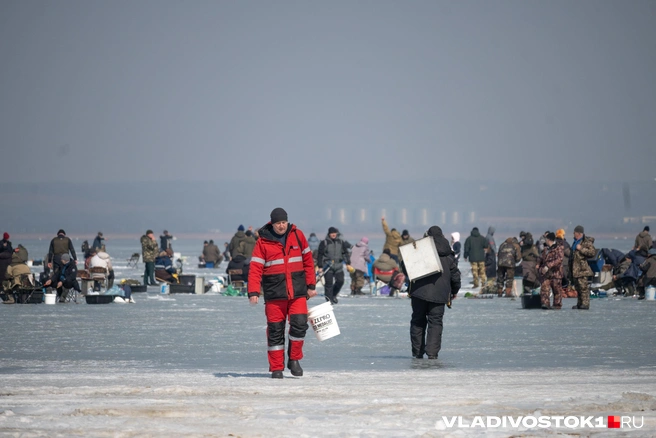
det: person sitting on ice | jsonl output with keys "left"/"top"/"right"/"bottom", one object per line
{"left": 89, "top": 248, "right": 115, "bottom": 291}
{"left": 226, "top": 254, "right": 249, "bottom": 284}
{"left": 374, "top": 248, "right": 401, "bottom": 283}
{"left": 203, "top": 240, "right": 223, "bottom": 267}
{"left": 2, "top": 245, "right": 32, "bottom": 304}
{"left": 594, "top": 253, "right": 637, "bottom": 297}
{"left": 43, "top": 253, "right": 81, "bottom": 302}
{"left": 155, "top": 249, "right": 178, "bottom": 284}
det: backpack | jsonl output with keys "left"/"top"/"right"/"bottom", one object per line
{"left": 390, "top": 270, "right": 406, "bottom": 290}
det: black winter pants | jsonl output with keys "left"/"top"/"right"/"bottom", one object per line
{"left": 410, "top": 297, "right": 445, "bottom": 358}
{"left": 323, "top": 268, "right": 344, "bottom": 302}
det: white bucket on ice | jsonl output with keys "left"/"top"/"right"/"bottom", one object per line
{"left": 307, "top": 301, "right": 340, "bottom": 341}
{"left": 646, "top": 286, "right": 655, "bottom": 301}
{"left": 44, "top": 293, "right": 56, "bottom": 305}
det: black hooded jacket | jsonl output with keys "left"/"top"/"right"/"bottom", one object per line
{"left": 226, "top": 255, "right": 249, "bottom": 283}
{"left": 403, "top": 226, "right": 461, "bottom": 304}
{"left": 0, "top": 251, "right": 11, "bottom": 284}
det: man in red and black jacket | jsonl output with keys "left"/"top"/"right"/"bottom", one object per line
{"left": 248, "top": 207, "right": 317, "bottom": 379}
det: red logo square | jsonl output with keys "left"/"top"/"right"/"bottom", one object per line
{"left": 608, "top": 416, "right": 621, "bottom": 429}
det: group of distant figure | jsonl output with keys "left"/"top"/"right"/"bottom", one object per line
{"left": 455, "top": 225, "right": 656, "bottom": 310}
{"left": 198, "top": 224, "right": 257, "bottom": 285}
{"left": 1, "top": 229, "right": 118, "bottom": 304}
{"left": 205, "top": 219, "right": 656, "bottom": 311}
{"left": 2, "top": 222, "right": 655, "bottom": 309}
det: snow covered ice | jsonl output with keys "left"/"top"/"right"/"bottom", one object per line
{"left": 1, "top": 238, "right": 655, "bottom": 436}
{"left": 2, "top": 293, "right": 655, "bottom": 436}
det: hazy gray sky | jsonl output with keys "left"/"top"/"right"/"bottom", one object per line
{"left": 1, "top": 0, "right": 654, "bottom": 184}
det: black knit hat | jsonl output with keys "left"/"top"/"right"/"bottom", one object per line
{"left": 645, "top": 226, "right": 650, "bottom": 232}
{"left": 270, "top": 207, "right": 288, "bottom": 223}
{"left": 57, "top": 229, "right": 66, "bottom": 235}
{"left": 328, "top": 226, "right": 338, "bottom": 234}
{"left": 574, "top": 225, "right": 584, "bottom": 234}
{"left": 402, "top": 229, "right": 409, "bottom": 237}
{"left": 546, "top": 232, "right": 556, "bottom": 242}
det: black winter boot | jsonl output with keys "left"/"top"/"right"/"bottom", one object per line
{"left": 287, "top": 360, "right": 303, "bottom": 377}
{"left": 271, "top": 371, "right": 283, "bottom": 379}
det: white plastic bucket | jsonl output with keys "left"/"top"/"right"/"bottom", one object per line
{"left": 646, "top": 286, "right": 656, "bottom": 301}
{"left": 44, "top": 293, "right": 56, "bottom": 305}
{"left": 307, "top": 301, "right": 340, "bottom": 341}
{"left": 160, "top": 283, "right": 169, "bottom": 294}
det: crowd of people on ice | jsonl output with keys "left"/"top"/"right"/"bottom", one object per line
{"left": 2, "top": 216, "right": 655, "bottom": 380}
{"left": 2, "top": 222, "right": 655, "bottom": 309}
{"left": 456, "top": 225, "right": 656, "bottom": 309}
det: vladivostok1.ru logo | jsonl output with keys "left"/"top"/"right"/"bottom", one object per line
{"left": 436, "top": 415, "right": 644, "bottom": 430}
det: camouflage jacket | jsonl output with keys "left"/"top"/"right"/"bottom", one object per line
{"left": 569, "top": 235, "right": 596, "bottom": 278}
{"left": 140, "top": 235, "right": 159, "bottom": 263}
{"left": 497, "top": 238, "right": 521, "bottom": 268}
{"left": 541, "top": 242, "right": 564, "bottom": 279}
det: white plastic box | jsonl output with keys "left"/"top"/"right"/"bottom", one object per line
{"left": 399, "top": 236, "right": 443, "bottom": 282}
{"left": 194, "top": 276, "right": 205, "bottom": 295}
